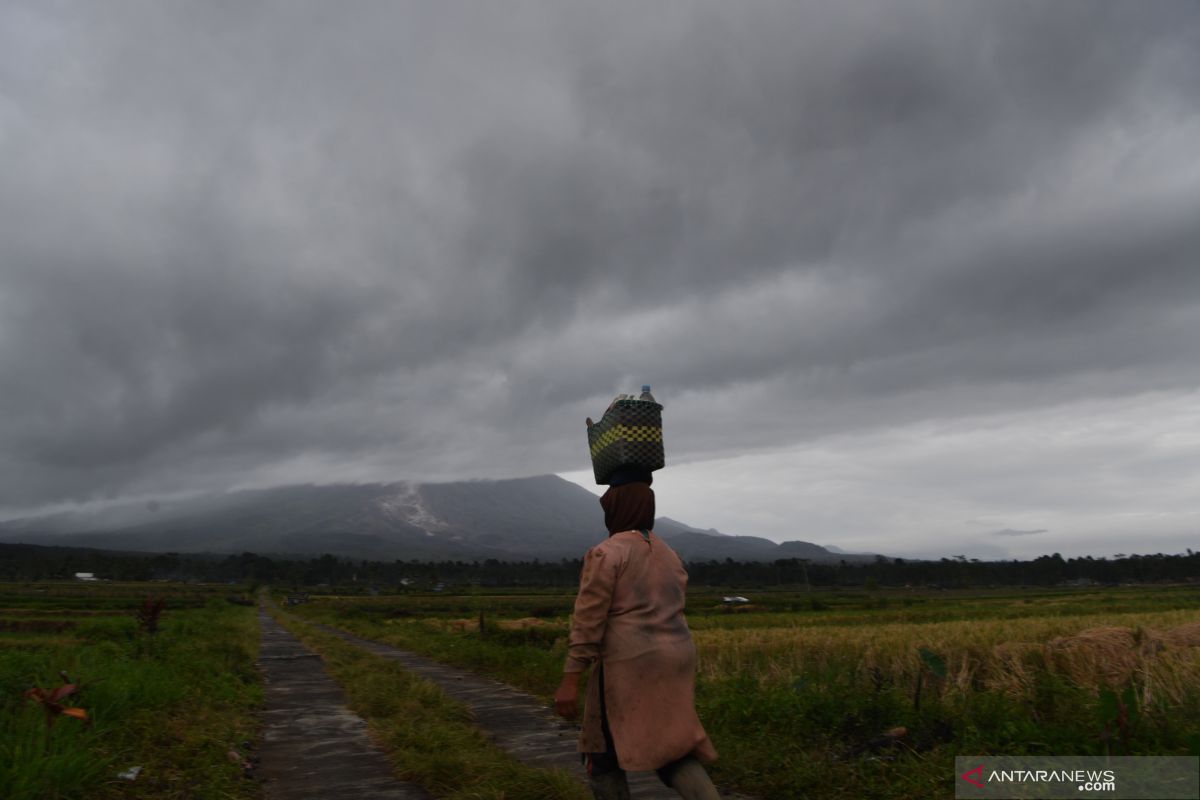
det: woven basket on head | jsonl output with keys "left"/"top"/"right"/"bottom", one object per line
{"left": 587, "top": 398, "right": 665, "bottom": 485}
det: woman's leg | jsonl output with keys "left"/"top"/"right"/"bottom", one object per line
{"left": 588, "top": 770, "right": 631, "bottom": 800}
{"left": 585, "top": 665, "right": 631, "bottom": 800}
{"left": 657, "top": 755, "right": 721, "bottom": 800}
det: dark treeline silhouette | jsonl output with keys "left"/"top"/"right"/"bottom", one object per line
{"left": 1, "top": 543, "right": 1197, "bottom": 589}
{"left": 686, "top": 550, "right": 1199, "bottom": 589}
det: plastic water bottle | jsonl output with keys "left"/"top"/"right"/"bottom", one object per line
{"left": 640, "top": 385, "right": 655, "bottom": 402}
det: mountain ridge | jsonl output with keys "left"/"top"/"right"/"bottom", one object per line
{"left": 0, "top": 475, "right": 876, "bottom": 563}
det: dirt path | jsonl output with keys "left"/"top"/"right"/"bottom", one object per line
{"left": 257, "top": 609, "right": 432, "bottom": 800}
{"left": 311, "top": 621, "right": 749, "bottom": 800}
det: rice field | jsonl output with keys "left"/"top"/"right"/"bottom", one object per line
{"left": 3, "top": 579, "right": 1194, "bottom": 799}
{"left": 0, "top": 582, "right": 262, "bottom": 800}
{"left": 293, "top": 584, "right": 1200, "bottom": 799}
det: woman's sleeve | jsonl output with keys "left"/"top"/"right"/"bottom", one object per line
{"left": 564, "top": 546, "right": 616, "bottom": 673}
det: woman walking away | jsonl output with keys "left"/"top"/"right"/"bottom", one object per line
{"left": 554, "top": 478, "right": 721, "bottom": 800}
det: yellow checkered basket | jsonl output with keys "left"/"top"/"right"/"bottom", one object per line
{"left": 587, "top": 398, "right": 665, "bottom": 485}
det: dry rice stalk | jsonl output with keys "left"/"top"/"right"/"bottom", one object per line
{"left": 1141, "top": 648, "right": 1200, "bottom": 707}
{"left": 691, "top": 612, "right": 1200, "bottom": 702}
{"left": 495, "top": 617, "right": 558, "bottom": 631}
{"left": 1161, "top": 621, "right": 1200, "bottom": 648}
{"left": 1045, "top": 626, "right": 1146, "bottom": 688}
{"left": 443, "top": 616, "right": 560, "bottom": 633}
{"left": 1041, "top": 622, "right": 1200, "bottom": 701}
{"left": 984, "top": 641, "right": 1041, "bottom": 697}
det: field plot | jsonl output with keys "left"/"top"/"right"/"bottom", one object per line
{"left": 292, "top": 585, "right": 1200, "bottom": 800}
{"left": 0, "top": 582, "right": 261, "bottom": 800}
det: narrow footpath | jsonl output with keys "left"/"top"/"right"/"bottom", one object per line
{"left": 311, "top": 621, "right": 750, "bottom": 800}
{"left": 257, "top": 608, "right": 432, "bottom": 800}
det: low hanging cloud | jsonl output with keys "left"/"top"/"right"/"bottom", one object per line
{"left": 992, "top": 529, "right": 1048, "bottom": 538}
{"left": 1, "top": 1, "right": 1199, "bottom": 561}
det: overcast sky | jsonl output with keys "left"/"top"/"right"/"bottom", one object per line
{"left": 2, "top": 2, "right": 1198, "bottom": 559}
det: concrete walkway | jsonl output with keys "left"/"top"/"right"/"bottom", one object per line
{"left": 312, "top": 621, "right": 747, "bottom": 800}
{"left": 257, "top": 608, "right": 432, "bottom": 800}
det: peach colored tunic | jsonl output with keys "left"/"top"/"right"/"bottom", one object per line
{"left": 565, "top": 529, "right": 718, "bottom": 772}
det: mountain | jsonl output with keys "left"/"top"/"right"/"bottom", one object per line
{"left": 0, "top": 475, "right": 873, "bottom": 563}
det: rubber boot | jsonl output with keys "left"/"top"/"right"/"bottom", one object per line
{"left": 588, "top": 770, "right": 632, "bottom": 800}
{"left": 664, "top": 756, "right": 721, "bottom": 800}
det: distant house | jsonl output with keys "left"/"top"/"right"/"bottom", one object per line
{"left": 74, "top": 572, "right": 97, "bottom": 582}
{"left": 285, "top": 593, "right": 309, "bottom": 606}
{"left": 722, "top": 596, "right": 750, "bottom": 604}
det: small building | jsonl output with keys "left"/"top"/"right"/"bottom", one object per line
{"left": 285, "top": 593, "right": 309, "bottom": 606}
{"left": 722, "top": 595, "right": 750, "bottom": 604}
{"left": 74, "top": 572, "right": 98, "bottom": 582}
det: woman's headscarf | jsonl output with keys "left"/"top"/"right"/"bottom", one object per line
{"left": 599, "top": 482, "right": 655, "bottom": 534}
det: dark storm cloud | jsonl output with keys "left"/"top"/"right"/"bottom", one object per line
{"left": 1, "top": 1, "right": 1198, "bottom": 511}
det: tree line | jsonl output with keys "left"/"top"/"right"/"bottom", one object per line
{"left": 0, "top": 542, "right": 1196, "bottom": 589}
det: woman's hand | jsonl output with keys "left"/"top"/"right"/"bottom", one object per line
{"left": 554, "top": 672, "right": 582, "bottom": 719}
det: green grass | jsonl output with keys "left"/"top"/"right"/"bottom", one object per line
{"left": 0, "top": 583, "right": 262, "bottom": 800}
{"left": 269, "top": 605, "right": 588, "bottom": 800}
{"left": 292, "top": 585, "right": 1200, "bottom": 800}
